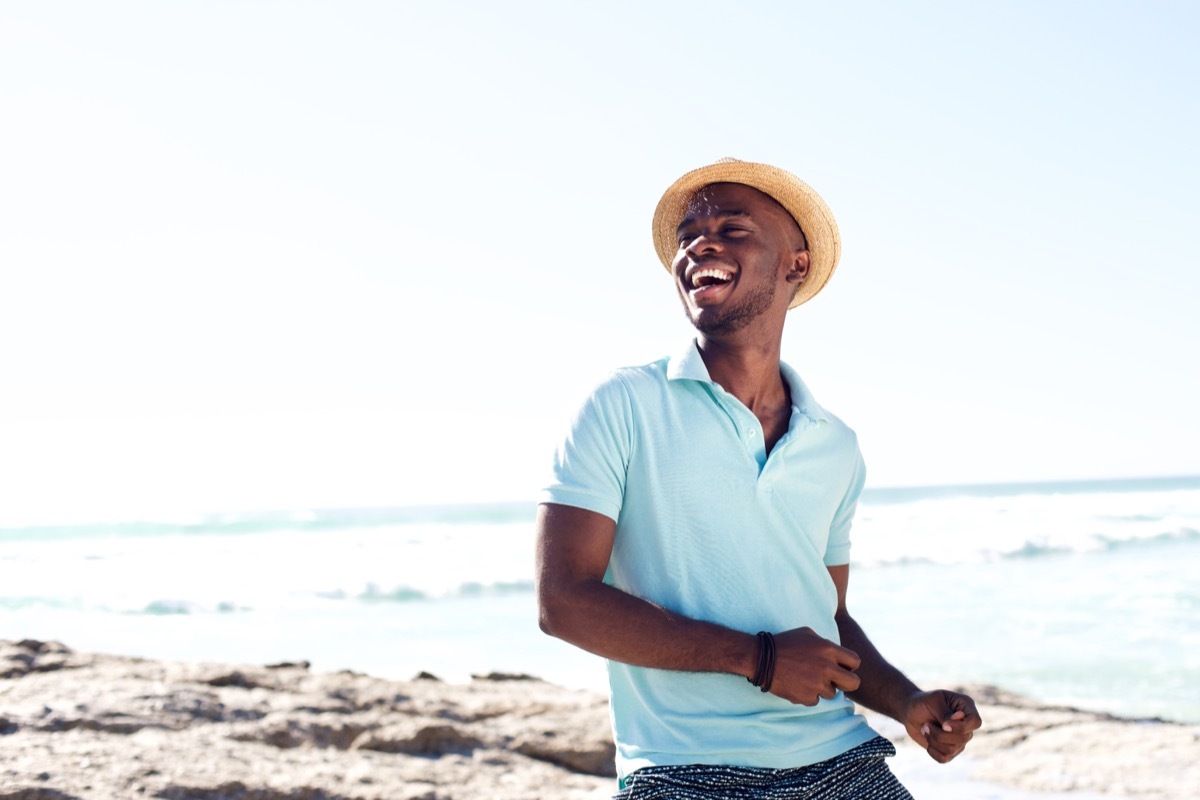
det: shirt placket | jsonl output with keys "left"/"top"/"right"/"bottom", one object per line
{"left": 707, "top": 390, "right": 768, "bottom": 475}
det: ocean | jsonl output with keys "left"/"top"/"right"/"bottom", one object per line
{"left": 2, "top": 476, "right": 1197, "bottom": 725}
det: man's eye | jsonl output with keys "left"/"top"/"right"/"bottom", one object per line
{"left": 723, "top": 227, "right": 750, "bottom": 237}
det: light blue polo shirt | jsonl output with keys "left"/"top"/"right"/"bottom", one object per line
{"left": 541, "top": 340, "right": 877, "bottom": 779}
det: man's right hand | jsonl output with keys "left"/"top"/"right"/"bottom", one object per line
{"left": 768, "top": 627, "right": 861, "bottom": 706}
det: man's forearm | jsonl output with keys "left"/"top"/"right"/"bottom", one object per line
{"left": 538, "top": 576, "right": 758, "bottom": 679}
{"left": 835, "top": 609, "right": 921, "bottom": 721}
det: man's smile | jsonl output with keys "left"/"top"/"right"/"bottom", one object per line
{"left": 683, "top": 263, "right": 736, "bottom": 303}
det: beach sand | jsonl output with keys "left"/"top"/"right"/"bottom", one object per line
{"left": 1, "top": 640, "right": 1195, "bottom": 800}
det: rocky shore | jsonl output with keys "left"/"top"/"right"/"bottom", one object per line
{"left": 1, "top": 640, "right": 1196, "bottom": 799}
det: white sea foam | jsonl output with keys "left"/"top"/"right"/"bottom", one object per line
{"left": 852, "top": 487, "right": 1200, "bottom": 565}
{"left": 0, "top": 521, "right": 536, "bottom": 613}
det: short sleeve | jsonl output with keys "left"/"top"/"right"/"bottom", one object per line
{"left": 823, "top": 442, "right": 866, "bottom": 566}
{"left": 538, "top": 375, "right": 634, "bottom": 523}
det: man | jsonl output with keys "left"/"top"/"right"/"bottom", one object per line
{"left": 536, "top": 159, "right": 980, "bottom": 798}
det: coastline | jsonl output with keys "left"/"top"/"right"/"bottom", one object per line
{"left": 1, "top": 640, "right": 1196, "bottom": 800}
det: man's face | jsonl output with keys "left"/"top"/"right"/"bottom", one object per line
{"left": 672, "top": 183, "right": 809, "bottom": 337}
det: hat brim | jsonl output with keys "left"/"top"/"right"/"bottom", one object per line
{"left": 652, "top": 160, "right": 841, "bottom": 309}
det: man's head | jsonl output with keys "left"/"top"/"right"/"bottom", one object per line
{"left": 652, "top": 159, "right": 841, "bottom": 312}
{"left": 671, "top": 182, "right": 811, "bottom": 336}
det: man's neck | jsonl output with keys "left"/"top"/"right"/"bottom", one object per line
{"left": 694, "top": 332, "right": 787, "bottom": 414}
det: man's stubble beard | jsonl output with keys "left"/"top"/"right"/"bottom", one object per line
{"left": 682, "top": 278, "right": 778, "bottom": 337}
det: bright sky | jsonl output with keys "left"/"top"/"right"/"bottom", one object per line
{"left": 2, "top": 1, "right": 1197, "bottom": 523}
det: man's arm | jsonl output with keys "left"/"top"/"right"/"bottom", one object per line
{"left": 829, "top": 564, "right": 982, "bottom": 763}
{"left": 536, "top": 502, "right": 862, "bottom": 704}
{"left": 536, "top": 503, "right": 755, "bottom": 675}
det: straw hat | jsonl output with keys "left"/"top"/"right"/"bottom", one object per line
{"left": 652, "top": 158, "right": 841, "bottom": 308}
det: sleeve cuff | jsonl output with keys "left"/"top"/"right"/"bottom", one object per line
{"left": 538, "top": 487, "right": 621, "bottom": 523}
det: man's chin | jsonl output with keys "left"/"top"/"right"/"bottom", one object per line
{"left": 679, "top": 282, "right": 778, "bottom": 338}
{"left": 689, "top": 308, "right": 751, "bottom": 337}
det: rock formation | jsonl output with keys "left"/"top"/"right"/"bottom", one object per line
{"left": 1, "top": 641, "right": 1196, "bottom": 799}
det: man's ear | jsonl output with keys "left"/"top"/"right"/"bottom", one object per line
{"left": 786, "top": 250, "right": 811, "bottom": 285}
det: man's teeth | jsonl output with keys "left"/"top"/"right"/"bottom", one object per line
{"left": 692, "top": 268, "right": 733, "bottom": 288}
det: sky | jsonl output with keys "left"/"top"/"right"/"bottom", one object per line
{"left": 1, "top": 1, "right": 1198, "bottom": 523}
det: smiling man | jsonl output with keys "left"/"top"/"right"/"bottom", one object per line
{"left": 536, "top": 159, "right": 980, "bottom": 799}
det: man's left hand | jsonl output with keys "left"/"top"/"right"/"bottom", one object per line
{"left": 902, "top": 689, "right": 981, "bottom": 763}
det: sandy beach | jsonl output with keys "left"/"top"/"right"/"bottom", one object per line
{"left": 1, "top": 640, "right": 1196, "bottom": 800}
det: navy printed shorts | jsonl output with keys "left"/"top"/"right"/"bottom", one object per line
{"left": 613, "top": 736, "right": 913, "bottom": 800}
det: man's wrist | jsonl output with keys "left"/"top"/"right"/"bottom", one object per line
{"left": 892, "top": 683, "right": 927, "bottom": 722}
{"left": 850, "top": 668, "right": 922, "bottom": 721}
{"left": 746, "top": 631, "right": 776, "bottom": 692}
{"left": 719, "top": 629, "right": 760, "bottom": 680}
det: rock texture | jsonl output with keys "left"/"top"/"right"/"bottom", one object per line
{"left": 0, "top": 640, "right": 613, "bottom": 800}
{"left": 1, "top": 641, "right": 1197, "bottom": 799}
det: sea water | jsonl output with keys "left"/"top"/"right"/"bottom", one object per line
{"left": 2, "top": 476, "right": 1197, "bottom": 724}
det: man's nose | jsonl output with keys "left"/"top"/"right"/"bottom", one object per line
{"left": 685, "top": 232, "right": 721, "bottom": 258}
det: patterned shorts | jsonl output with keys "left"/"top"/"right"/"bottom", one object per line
{"left": 613, "top": 737, "right": 913, "bottom": 800}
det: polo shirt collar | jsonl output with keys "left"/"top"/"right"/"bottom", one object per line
{"left": 780, "top": 360, "right": 830, "bottom": 424}
{"left": 666, "top": 340, "right": 830, "bottom": 424}
{"left": 666, "top": 339, "right": 712, "bottom": 382}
